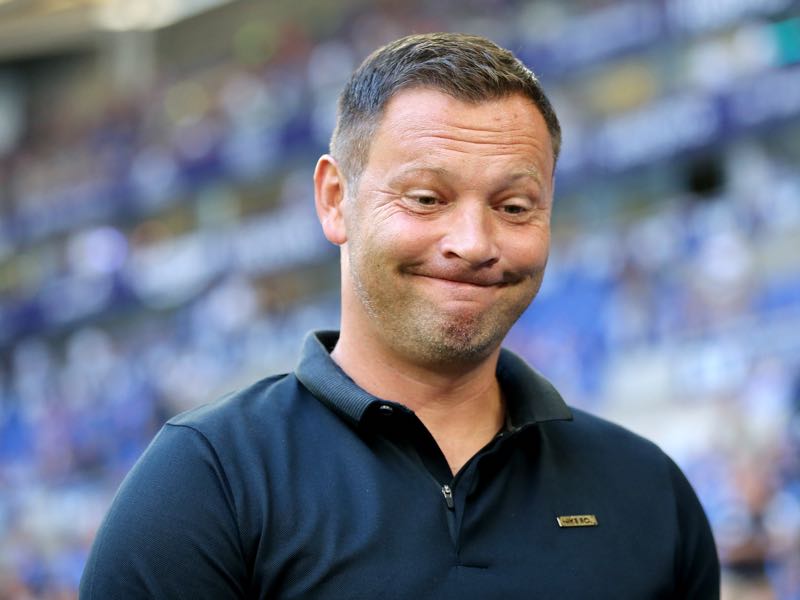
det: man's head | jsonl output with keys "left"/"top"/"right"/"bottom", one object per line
{"left": 315, "top": 33, "right": 560, "bottom": 369}
{"left": 330, "top": 32, "right": 561, "bottom": 191}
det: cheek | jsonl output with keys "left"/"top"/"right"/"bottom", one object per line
{"left": 372, "top": 218, "right": 437, "bottom": 261}
{"left": 506, "top": 234, "right": 550, "bottom": 273}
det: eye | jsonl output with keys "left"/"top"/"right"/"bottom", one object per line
{"left": 496, "top": 199, "right": 533, "bottom": 221}
{"left": 414, "top": 195, "right": 438, "bottom": 206}
{"left": 501, "top": 204, "right": 527, "bottom": 215}
{"left": 403, "top": 193, "right": 443, "bottom": 212}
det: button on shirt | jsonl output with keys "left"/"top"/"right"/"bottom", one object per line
{"left": 80, "top": 330, "right": 720, "bottom": 599}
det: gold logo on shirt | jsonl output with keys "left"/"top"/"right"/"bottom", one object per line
{"left": 556, "top": 514, "right": 598, "bottom": 528}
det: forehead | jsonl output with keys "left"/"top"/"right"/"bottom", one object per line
{"left": 367, "top": 87, "right": 555, "bottom": 178}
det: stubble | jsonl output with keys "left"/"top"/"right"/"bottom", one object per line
{"left": 347, "top": 241, "right": 539, "bottom": 368}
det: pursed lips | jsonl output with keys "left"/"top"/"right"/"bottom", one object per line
{"left": 408, "top": 272, "right": 513, "bottom": 288}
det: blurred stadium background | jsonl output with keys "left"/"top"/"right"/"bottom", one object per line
{"left": 0, "top": 0, "right": 799, "bottom": 598}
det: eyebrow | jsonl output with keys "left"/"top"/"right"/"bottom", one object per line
{"left": 391, "top": 166, "right": 448, "bottom": 178}
{"left": 507, "top": 168, "right": 544, "bottom": 187}
{"left": 389, "top": 165, "right": 544, "bottom": 188}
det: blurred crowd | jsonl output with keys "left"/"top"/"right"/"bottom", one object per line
{"left": 0, "top": 0, "right": 799, "bottom": 598}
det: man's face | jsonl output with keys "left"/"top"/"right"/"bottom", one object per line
{"left": 341, "top": 87, "right": 555, "bottom": 367}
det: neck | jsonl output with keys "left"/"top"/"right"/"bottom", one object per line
{"left": 332, "top": 325, "right": 505, "bottom": 475}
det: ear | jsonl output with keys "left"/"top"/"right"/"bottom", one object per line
{"left": 313, "top": 154, "right": 349, "bottom": 246}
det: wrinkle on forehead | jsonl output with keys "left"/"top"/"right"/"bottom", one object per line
{"left": 383, "top": 129, "right": 552, "bottom": 188}
{"left": 386, "top": 123, "right": 551, "bottom": 163}
{"left": 377, "top": 93, "right": 553, "bottom": 165}
{"left": 389, "top": 112, "right": 542, "bottom": 139}
{"left": 388, "top": 164, "right": 545, "bottom": 190}
{"left": 403, "top": 130, "right": 546, "bottom": 151}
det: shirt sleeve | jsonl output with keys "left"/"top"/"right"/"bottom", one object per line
{"left": 667, "top": 455, "right": 721, "bottom": 600}
{"left": 79, "top": 423, "right": 248, "bottom": 599}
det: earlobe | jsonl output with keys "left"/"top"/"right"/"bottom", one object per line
{"left": 314, "top": 154, "right": 348, "bottom": 246}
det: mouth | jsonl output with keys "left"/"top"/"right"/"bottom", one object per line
{"left": 411, "top": 273, "right": 511, "bottom": 288}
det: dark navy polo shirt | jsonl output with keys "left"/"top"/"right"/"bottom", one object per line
{"left": 80, "top": 330, "right": 719, "bottom": 599}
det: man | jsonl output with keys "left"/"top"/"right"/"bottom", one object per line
{"left": 80, "top": 33, "right": 720, "bottom": 599}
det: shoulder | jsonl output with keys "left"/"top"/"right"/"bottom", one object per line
{"left": 166, "top": 372, "right": 315, "bottom": 437}
{"left": 536, "top": 406, "right": 680, "bottom": 491}
{"left": 534, "top": 405, "right": 709, "bottom": 522}
{"left": 157, "top": 370, "right": 356, "bottom": 472}
{"left": 546, "top": 406, "right": 666, "bottom": 459}
{"left": 152, "top": 372, "right": 333, "bottom": 471}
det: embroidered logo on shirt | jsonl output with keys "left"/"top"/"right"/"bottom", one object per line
{"left": 556, "top": 514, "right": 598, "bottom": 528}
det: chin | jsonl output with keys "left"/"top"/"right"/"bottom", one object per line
{"left": 411, "top": 316, "right": 507, "bottom": 366}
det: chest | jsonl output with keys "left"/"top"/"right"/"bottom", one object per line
{"left": 242, "top": 434, "right": 678, "bottom": 600}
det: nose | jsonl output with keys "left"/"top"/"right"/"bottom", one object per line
{"left": 439, "top": 202, "right": 500, "bottom": 268}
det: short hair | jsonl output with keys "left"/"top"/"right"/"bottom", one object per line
{"left": 330, "top": 32, "right": 562, "bottom": 190}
